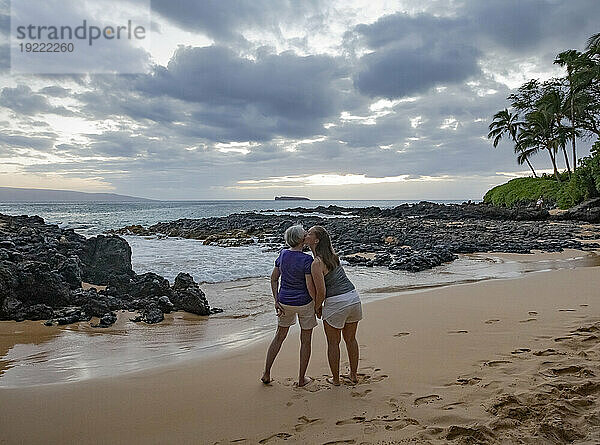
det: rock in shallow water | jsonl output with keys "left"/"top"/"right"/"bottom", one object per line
{"left": 171, "top": 272, "right": 211, "bottom": 316}
{"left": 92, "top": 311, "right": 118, "bottom": 328}
{"left": 0, "top": 213, "right": 219, "bottom": 326}
{"left": 141, "top": 304, "right": 164, "bottom": 324}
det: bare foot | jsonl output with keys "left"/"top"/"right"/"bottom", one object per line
{"left": 261, "top": 374, "right": 273, "bottom": 384}
{"left": 326, "top": 377, "right": 341, "bottom": 386}
{"left": 345, "top": 374, "right": 358, "bottom": 385}
{"left": 297, "top": 376, "right": 313, "bottom": 387}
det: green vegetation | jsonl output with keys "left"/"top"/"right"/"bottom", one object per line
{"left": 484, "top": 143, "right": 600, "bottom": 209}
{"left": 485, "top": 32, "right": 600, "bottom": 208}
{"left": 484, "top": 178, "right": 564, "bottom": 208}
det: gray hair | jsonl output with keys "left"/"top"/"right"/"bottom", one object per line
{"left": 284, "top": 225, "right": 306, "bottom": 247}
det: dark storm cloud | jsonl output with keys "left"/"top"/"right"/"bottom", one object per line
{"left": 134, "top": 45, "right": 348, "bottom": 140}
{"left": 348, "top": 1, "right": 600, "bottom": 100}
{"left": 66, "top": 73, "right": 194, "bottom": 126}
{"left": 150, "top": 0, "right": 322, "bottom": 42}
{"left": 0, "top": 85, "right": 75, "bottom": 116}
{"left": 465, "top": 0, "right": 600, "bottom": 53}
{"left": 355, "top": 45, "right": 481, "bottom": 99}
{"left": 349, "top": 13, "right": 482, "bottom": 99}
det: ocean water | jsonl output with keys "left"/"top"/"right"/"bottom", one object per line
{"left": 0, "top": 199, "right": 463, "bottom": 237}
{"left": 0, "top": 199, "right": 463, "bottom": 283}
{"left": 1, "top": 199, "right": 597, "bottom": 386}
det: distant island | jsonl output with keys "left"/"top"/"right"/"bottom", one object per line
{"left": 274, "top": 196, "right": 310, "bottom": 201}
{"left": 0, "top": 187, "right": 154, "bottom": 203}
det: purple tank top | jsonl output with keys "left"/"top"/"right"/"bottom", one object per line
{"left": 275, "top": 249, "right": 313, "bottom": 306}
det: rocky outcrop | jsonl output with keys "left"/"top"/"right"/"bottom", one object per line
{"left": 554, "top": 198, "right": 600, "bottom": 223}
{"left": 0, "top": 213, "right": 221, "bottom": 327}
{"left": 79, "top": 235, "right": 134, "bottom": 284}
{"left": 114, "top": 205, "right": 599, "bottom": 274}
{"left": 171, "top": 272, "right": 211, "bottom": 315}
{"left": 269, "top": 202, "right": 551, "bottom": 221}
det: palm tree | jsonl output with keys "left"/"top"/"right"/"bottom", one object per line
{"left": 515, "top": 140, "right": 539, "bottom": 177}
{"left": 555, "top": 50, "right": 582, "bottom": 171}
{"left": 586, "top": 33, "right": 600, "bottom": 52}
{"left": 518, "top": 109, "right": 562, "bottom": 181}
{"left": 537, "top": 88, "right": 572, "bottom": 176}
{"left": 488, "top": 109, "right": 537, "bottom": 177}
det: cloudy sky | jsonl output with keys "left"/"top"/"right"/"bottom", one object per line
{"left": 1, "top": 0, "right": 599, "bottom": 200}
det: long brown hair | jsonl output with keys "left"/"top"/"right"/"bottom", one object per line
{"left": 312, "top": 226, "right": 340, "bottom": 271}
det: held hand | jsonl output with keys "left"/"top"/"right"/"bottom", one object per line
{"left": 275, "top": 301, "right": 285, "bottom": 316}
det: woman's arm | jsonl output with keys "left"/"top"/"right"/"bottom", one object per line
{"left": 305, "top": 274, "right": 316, "bottom": 299}
{"left": 270, "top": 267, "right": 284, "bottom": 315}
{"left": 311, "top": 258, "right": 326, "bottom": 311}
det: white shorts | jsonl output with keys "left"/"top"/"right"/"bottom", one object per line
{"left": 278, "top": 301, "right": 318, "bottom": 330}
{"left": 322, "top": 289, "right": 363, "bottom": 329}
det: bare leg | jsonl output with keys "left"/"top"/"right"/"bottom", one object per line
{"left": 324, "top": 321, "right": 342, "bottom": 385}
{"left": 262, "top": 326, "right": 289, "bottom": 383}
{"left": 298, "top": 328, "right": 313, "bottom": 386}
{"left": 342, "top": 322, "right": 359, "bottom": 383}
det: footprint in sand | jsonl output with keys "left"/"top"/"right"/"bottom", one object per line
{"left": 322, "top": 440, "right": 355, "bottom": 445}
{"left": 447, "top": 330, "right": 469, "bottom": 334}
{"left": 348, "top": 369, "right": 388, "bottom": 385}
{"left": 484, "top": 360, "right": 512, "bottom": 367}
{"left": 384, "top": 418, "right": 420, "bottom": 431}
{"left": 442, "top": 402, "right": 464, "bottom": 410}
{"left": 335, "top": 416, "right": 366, "bottom": 425}
{"left": 258, "top": 433, "right": 292, "bottom": 444}
{"left": 387, "top": 397, "right": 401, "bottom": 412}
{"left": 550, "top": 365, "right": 594, "bottom": 377}
{"left": 511, "top": 348, "right": 531, "bottom": 354}
{"left": 394, "top": 332, "right": 410, "bottom": 337}
{"left": 519, "top": 318, "right": 537, "bottom": 323}
{"left": 574, "top": 326, "right": 600, "bottom": 333}
{"left": 414, "top": 394, "right": 442, "bottom": 406}
{"left": 528, "top": 311, "right": 538, "bottom": 315}
{"left": 554, "top": 336, "right": 573, "bottom": 342}
{"left": 230, "top": 439, "right": 248, "bottom": 443}
{"left": 453, "top": 377, "right": 482, "bottom": 386}
{"left": 533, "top": 348, "right": 562, "bottom": 356}
{"left": 350, "top": 389, "right": 372, "bottom": 398}
{"left": 485, "top": 319, "right": 500, "bottom": 324}
{"left": 558, "top": 309, "right": 577, "bottom": 312}
{"left": 294, "top": 416, "right": 322, "bottom": 432}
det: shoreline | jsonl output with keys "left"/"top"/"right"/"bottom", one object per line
{"left": 1, "top": 248, "right": 599, "bottom": 388}
{"left": 1, "top": 251, "right": 600, "bottom": 443}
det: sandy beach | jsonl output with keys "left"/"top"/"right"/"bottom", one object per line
{"left": 1, "top": 251, "right": 599, "bottom": 444}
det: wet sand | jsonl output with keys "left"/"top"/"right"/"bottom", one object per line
{"left": 1, "top": 250, "right": 599, "bottom": 443}
{"left": 2, "top": 249, "right": 599, "bottom": 386}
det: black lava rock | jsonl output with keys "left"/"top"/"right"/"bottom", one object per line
{"left": 0, "top": 213, "right": 218, "bottom": 326}
{"left": 141, "top": 304, "right": 164, "bottom": 324}
{"left": 171, "top": 273, "right": 211, "bottom": 316}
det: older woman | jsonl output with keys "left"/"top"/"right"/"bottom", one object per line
{"left": 304, "top": 225, "right": 362, "bottom": 386}
{"left": 261, "top": 225, "right": 316, "bottom": 387}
